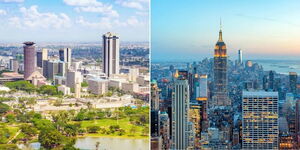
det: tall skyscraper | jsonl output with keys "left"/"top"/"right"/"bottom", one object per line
{"left": 59, "top": 48, "right": 72, "bottom": 68}
{"left": 213, "top": 23, "right": 230, "bottom": 107}
{"left": 23, "top": 42, "right": 36, "bottom": 80}
{"left": 238, "top": 49, "right": 242, "bottom": 64}
{"left": 296, "top": 100, "right": 300, "bottom": 134}
{"left": 269, "top": 70, "right": 275, "bottom": 91}
{"left": 151, "top": 81, "right": 160, "bottom": 111}
{"left": 289, "top": 72, "right": 298, "bottom": 95}
{"left": 171, "top": 79, "right": 190, "bottom": 149}
{"left": 37, "top": 48, "right": 48, "bottom": 68}
{"left": 102, "top": 32, "right": 120, "bottom": 77}
{"left": 242, "top": 91, "right": 279, "bottom": 149}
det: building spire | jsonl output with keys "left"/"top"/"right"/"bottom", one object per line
{"left": 218, "top": 18, "right": 223, "bottom": 42}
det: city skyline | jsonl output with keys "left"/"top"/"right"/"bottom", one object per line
{"left": 152, "top": 0, "right": 300, "bottom": 61}
{"left": 0, "top": 0, "right": 149, "bottom": 42}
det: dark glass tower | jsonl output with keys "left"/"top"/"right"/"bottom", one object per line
{"left": 212, "top": 25, "right": 230, "bottom": 107}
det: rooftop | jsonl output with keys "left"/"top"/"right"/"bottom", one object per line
{"left": 243, "top": 91, "right": 278, "bottom": 97}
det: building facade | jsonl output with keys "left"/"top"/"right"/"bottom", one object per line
{"left": 23, "top": 42, "right": 36, "bottom": 80}
{"left": 171, "top": 79, "right": 190, "bottom": 149}
{"left": 242, "top": 91, "right": 279, "bottom": 149}
{"left": 212, "top": 27, "right": 230, "bottom": 107}
{"left": 102, "top": 32, "right": 120, "bottom": 77}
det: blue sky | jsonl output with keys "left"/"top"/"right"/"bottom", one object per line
{"left": 152, "top": 0, "right": 300, "bottom": 61}
{"left": 0, "top": 0, "right": 149, "bottom": 42}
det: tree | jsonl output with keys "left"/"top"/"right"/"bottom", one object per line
{"left": 74, "top": 111, "right": 85, "bottom": 121}
{"left": 81, "top": 81, "right": 88, "bottom": 87}
{"left": 4, "top": 80, "right": 36, "bottom": 93}
{"left": 6, "top": 114, "right": 15, "bottom": 123}
{"left": 38, "top": 85, "right": 58, "bottom": 95}
{"left": 0, "top": 103, "right": 10, "bottom": 115}
{"left": 142, "top": 126, "right": 149, "bottom": 136}
{"left": 0, "top": 126, "right": 10, "bottom": 144}
{"left": 64, "top": 123, "right": 80, "bottom": 137}
{"left": 20, "top": 124, "right": 38, "bottom": 142}
{"left": 95, "top": 141, "right": 100, "bottom": 150}
{"left": 129, "top": 126, "right": 137, "bottom": 136}
{"left": 86, "top": 126, "right": 100, "bottom": 133}
{"left": 38, "top": 129, "right": 64, "bottom": 149}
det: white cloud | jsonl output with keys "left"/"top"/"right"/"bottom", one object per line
{"left": 0, "top": 9, "right": 7, "bottom": 15}
{"left": 75, "top": 6, "right": 119, "bottom": 17}
{"left": 9, "top": 5, "right": 71, "bottom": 29}
{"left": 135, "top": 11, "right": 148, "bottom": 16}
{"left": 115, "top": 0, "right": 149, "bottom": 10}
{"left": 77, "top": 16, "right": 112, "bottom": 29}
{"left": 118, "top": 1, "right": 143, "bottom": 10}
{"left": 63, "top": 0, "right": 101, "bottom": 7}
{"left": 64, "top": 0, "right": 119, "bottom": 18}
{"left": 126, "top": 16, "right": 143, "bottom": 26}
{"left": 0, "top": 0, "right": 24, "bottom": 3}
{"left": 77, "top": 15, "right": 144, "bottom": 29}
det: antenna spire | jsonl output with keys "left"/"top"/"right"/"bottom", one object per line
{"left": 218, "top": 18, "right": 223, "bottom": 42}
{"left": 220, "top": 18, "right": 222, "bottom": 31}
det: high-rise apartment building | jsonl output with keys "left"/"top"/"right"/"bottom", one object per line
{"left": 23, "top": 42, "right": 36, "bottom": 80}
{"left": 171, "top": 79, "right": 190, "bottom": 149}
{"left": 242, "top": 91, "right": 279, "bottom": 149}
{"left": 102, "top": 32, "right": 120, "bottom": 77}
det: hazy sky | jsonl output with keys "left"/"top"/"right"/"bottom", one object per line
{"left": 152, "top": 0, "right": 300, "bottom": 61}
{"left": 0, "top": 0, "right": 149, "bottom": 42}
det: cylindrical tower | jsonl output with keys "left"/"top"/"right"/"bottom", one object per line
{"left": 23, "top": 41, "right": 36, "bottom": 80}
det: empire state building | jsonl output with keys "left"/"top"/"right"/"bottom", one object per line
{"left": 212, "top": 23, "right": 230, "bottom": 107}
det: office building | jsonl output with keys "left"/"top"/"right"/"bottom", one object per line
{"left": 36, "top": 48, "right": 48, "bottom": 68}
{"left": 213, "top": 24, "right": 230, "bottom": 107}
{"left": 242, "top": 91, "right": 279, "bottom": 149}
{"left": 59, "top": 48, "right": 72, "bottom": 68}
{"left": 171, "top": 79, "right": 190, "bottom": 149}
{"left": 102, "top": 32, "right": 120, "bottom": 77}
{"left": 238, "top": 49, "right": 242, "bottom": 64}
{"left": 87, "top": 78, "right": 108, "bottom": 95}
{"left": 289, "top": 72, "right": 297, "bottom": 95}
{"left": 23, "top": 42, "right": 36, "bottom": 80}
{"left": 151, "top": 81, "right": 160, "bottom": 111}
{"left": 9, "top": 59, "right": 18, "bottom": 72}
{"left": 66, "top": 70, "right": 82, "bottom": 89}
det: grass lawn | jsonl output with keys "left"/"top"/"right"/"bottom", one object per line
{"left": 73, "top": 118, "right": 149, "bottom": 139}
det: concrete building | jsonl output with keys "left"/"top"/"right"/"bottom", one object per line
{"left": 43, "top": 60, "right": 66, "bottom": 80}
{"left": 58, "top": 85, "right": 71, "bottom": 95}
{"left": 128, "top": 68, "right": 139, "bottom": 82}
{"left": 171, "top": 79, "right": 190, "bottom": 149}
{"left": 36, "top": 48, "right": 48, "bottom": 68}
{"left": 66, "top": 70, "right": 82, "bottom": 89}
{"left": 59, "top": 48, "right": 72, "bottom": 68}
{"left": 9, "top": 59, "right": 18, "bottom": 72}
{"left": 289, "top": 72, "right": 298, "bottom": 95}
{"left": 23, "top": 42, "right": 36, "bottom": 80}
{"left": 151, "top": 81, "right": 160, "bottom": 111}
{"left": 121, "top": 82, "right": 139, "bottom": 93}
{"left": 87, "top": 78, "right": 108, "bottom": 95}
{"left": 242, "top": 91, "right": 279, "bottom": 149}
{"left": 102, "top": 32, "right": 120, "bottom": 77}
{"left": 74, "top": 78, "right": 81, "bottom": 98}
